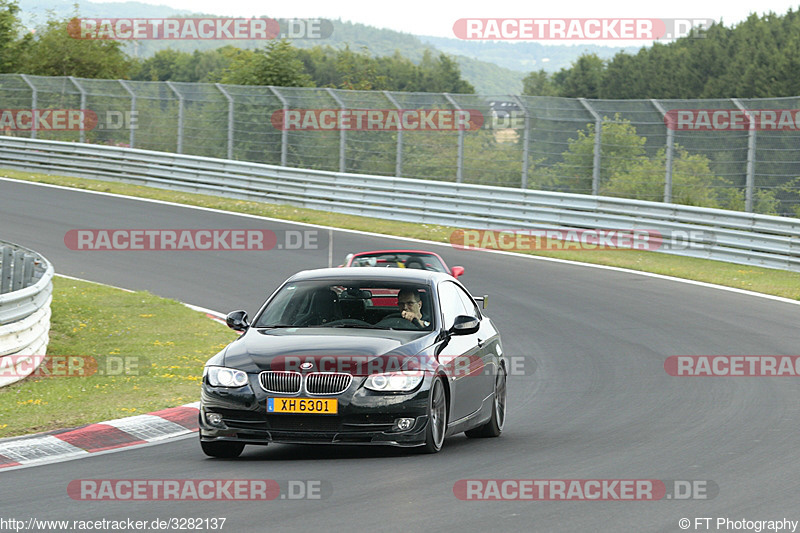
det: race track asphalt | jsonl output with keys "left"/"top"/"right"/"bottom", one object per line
{"left": 2, "top": 178, "right": 800, "bottom": 532}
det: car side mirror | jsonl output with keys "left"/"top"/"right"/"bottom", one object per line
{"left": 450, "top": 266, "right": 465, "bottom": 278}
{"left": 226, "top": 310, "right": 249, "bottom": 331}
{"left": 450, "top": 314, "right": 480, "bottom": 336}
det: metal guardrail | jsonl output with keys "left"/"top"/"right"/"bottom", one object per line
{"left": 1, "top": 136, "right": 800, "bottom": 273}
{"left": 5, "top": 74, "right": 800, "bottom": 216}
{"left": 0, "top": 240, "right": 54, "bottom": 387}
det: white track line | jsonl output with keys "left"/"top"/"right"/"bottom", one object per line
{"left": 3, "top": 176, "right": 799, "bottom": 310}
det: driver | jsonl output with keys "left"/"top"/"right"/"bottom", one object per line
{"left": 397, "top": 288, "right": 430, "bottom": 328}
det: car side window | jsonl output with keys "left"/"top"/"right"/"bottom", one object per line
{"left": 438, "top": 281, "right": 468, "bottom": 330}
{"left": 454, "top": 285, "right": 481, "bottom": 320}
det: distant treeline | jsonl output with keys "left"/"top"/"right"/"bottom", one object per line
{"left": 524, "top": 10, "right": 800, "bottom": 98}
{"left": 2, "top": 0, "right": 799, "bottom": 98}
{"left": 0, "top": 1, "right": 474, "bottom": 93}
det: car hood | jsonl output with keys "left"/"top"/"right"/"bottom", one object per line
{"left": 221, "top": 328, "right": 434, "bottom": 373}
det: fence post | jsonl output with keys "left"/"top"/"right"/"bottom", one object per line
{"left": 20, "top": 74, "right": 37, "bottom": 140}
{"left": 216, "top": 83, "right": 234, "bottom": 160}
{"left": 512, "top": 95, "right": 530, "bottom": 188}
{"left": 68, "top": 77, "right": 87, "bottom": 143}
{"left": 326, "top": 88, "right": 346, "bottom": 173}
{"left": 732, "top": 98, "right": 756, "bottom": 212}
{"left": 443, "top": 93, "right": 464, "bottom": 183}
{"left": 651, "top": 99, "right": 674, "bottom": 203}
{"left": 579, "top": 98, "right": 602, "bottom": 195}
{"left": 383, "top": 90, "right": 403, "bottom": 177}
{"left": 118, "top": 80, "right": 136, "bottom": 148}
{"left": 166, "top": 81, "right": 184, "bottom": 154}
{"left": 268, "top": 86, "right": 289, "bottom": 167}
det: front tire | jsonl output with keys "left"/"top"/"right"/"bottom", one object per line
{"left": 465, "top": 365, "right": 506, "bottom": 438}
{"left": 200, "top": 438, "right": 246, "bottom": 458}
{"left": 420, "top": 377, "right": 448, "bottom": 453}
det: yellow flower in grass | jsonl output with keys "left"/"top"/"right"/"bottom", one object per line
{"left": 17, "top": 398, "right": 48, "bottom": 406}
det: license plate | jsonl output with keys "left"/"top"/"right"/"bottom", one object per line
{"left": 267, "top": 397, "right": 338, "bottom": 414}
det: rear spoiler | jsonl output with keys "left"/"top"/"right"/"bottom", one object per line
{"left": 473, "top": 295, "right": 488, "bottom": 309}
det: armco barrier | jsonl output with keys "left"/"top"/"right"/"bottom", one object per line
{"left": 1, "top": 136, "right": 800, "bottom": 272}
{"left": 0, "top": 240, "right": 54, "bottom": 387}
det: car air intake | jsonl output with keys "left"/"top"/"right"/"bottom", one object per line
{"left": 259, "top": 371, "right": 302, "bottom": 393}
{"left": 306, "top": 372, "right": 353, "bottom": 395}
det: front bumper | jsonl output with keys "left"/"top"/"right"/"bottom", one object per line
{"left": 199, "top": 374, "right": 432, "bottom": 447}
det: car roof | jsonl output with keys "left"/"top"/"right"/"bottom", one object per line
{"left": 288, "top": 267, "right": 453, "bottom": 284}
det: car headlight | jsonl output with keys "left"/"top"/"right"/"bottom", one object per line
{"left": 364, "top": 371, "right": 423, "bottom": 392}
{"left": 204, "top": 366, "right": 249, "bottom": 387}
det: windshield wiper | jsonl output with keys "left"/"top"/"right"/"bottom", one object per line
{"left": 256, "top": 324, "right": 299, "bottom": 329}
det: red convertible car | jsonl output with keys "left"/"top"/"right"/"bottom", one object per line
{"left": 341, "top": 250, "right": 465, "bottom": 278}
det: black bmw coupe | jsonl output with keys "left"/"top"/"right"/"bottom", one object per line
{"left": 199, "top": 267, "right": 506, "bottom": 457}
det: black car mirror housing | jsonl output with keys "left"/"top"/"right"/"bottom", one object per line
{"left": 450, "top": 315, "right": 480, "bottom": 336}
{"left": 226, "top": 310, "right": 250, "bottom": 331}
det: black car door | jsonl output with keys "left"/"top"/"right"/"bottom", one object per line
{"left": 436, "top": 281, "right": 486, "bottom": 422}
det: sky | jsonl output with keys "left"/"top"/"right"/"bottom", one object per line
{"left": 94, "top": 0, "right": 800, "bottom": 41}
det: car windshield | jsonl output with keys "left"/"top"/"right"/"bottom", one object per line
{"left": 350, "top": 253, "right": 446, "bottom": 273}
{"left": 253, "top": 280, "right": 434, "bottom": 331}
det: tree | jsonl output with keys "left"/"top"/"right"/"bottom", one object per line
{"left": 0, "top": 0, "right": 30, "bottom": 73}
{"left": 521, "top": 69, "right": 559, "bottom": 96}
{"left": 130, "top": 46, "right": 238, "bottom": 82}
{"left": 22, "top": 16, "right": 131, "bottom": 78}
{"left": 220, "top": 40, "right": 314, "bottom": 87}
{"left": 532, "top": 116, "right": 741, "bottom": 209}
{"left": 602, "top": 146, "right": 736, "bottom": 208}
{"left": 552, "top": 54, "right": 604, "bottom": 98}
{"left": 414, "top": 50, "right": 474, "bottom": 93}
{"left": 332, "top": 45, "right": 387, "bottom": 90}
{"left": 533, "top": 116, "right": 646, "bottom": 193}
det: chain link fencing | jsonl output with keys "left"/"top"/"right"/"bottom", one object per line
{"left": 2, "top": 74, "right": 799, "bottom": 216}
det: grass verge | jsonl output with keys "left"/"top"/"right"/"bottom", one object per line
{"left": 3, "top": 168, "right": 800, "bottom": 300}
{"left": 0, "top": 276, "right": 237, "bottom": 438}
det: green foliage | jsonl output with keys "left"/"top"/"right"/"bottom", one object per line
{"left": 130, "top": 46, "right": 239, "bottom": 82}
{"left": 22, "top": 15, "right": 131, "bottom": 78}
{"left": 534, "top": 8, "right": 800, "bottom": 99}
{"left": 552, "top": 54, "right": 605, "bottom": 98}
{"left": 522, "top": 69, "right": 558, "bottom": 96}
{"left": 531, "top": 116, "right": 744, "bottom": 209}
{"left": 0, "top": 0, "right": 30, "bottom": 72}
{"left": 602, "top": 146, "right": 738, "bottom": 209}
{"left": 296, "top": 46, "right": 474, "bottom": 92}
{"left": 414, "top": 50, "right": 474, "bottom": 94}
{"left": 533, "top": 116, "right": 646, "bottom": 193}
{"left": 220, "top": 40, "right": 314, "bottom": 87}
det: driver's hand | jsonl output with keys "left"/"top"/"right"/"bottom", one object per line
{"left": 401, "top": 310, "right": 420, "bottom": 322}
